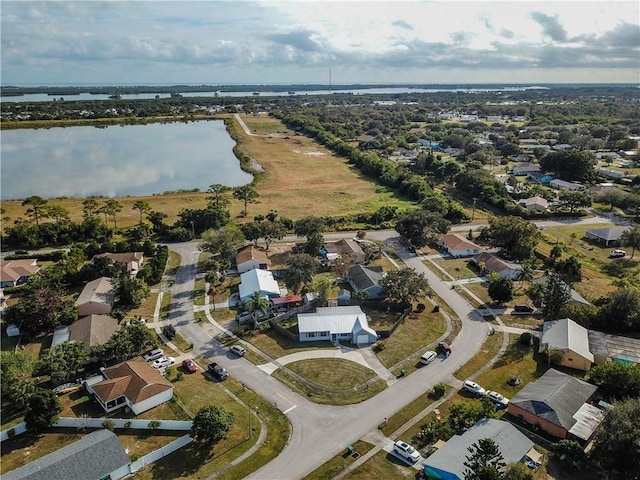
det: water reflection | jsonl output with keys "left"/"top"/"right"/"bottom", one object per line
{"left": 0, "top": 121, "right": 253, "bottom": 200}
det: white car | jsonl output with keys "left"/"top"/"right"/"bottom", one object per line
{"left": 419, "top": 351, "right": 437, "bottom": 365}
{"left": 609, "top": 249, "right": 626, "bottom": 258}
{"left": 462, "top": 380, "right": 486, "bottom": 397}
{"left": 143, "top": 348, "right": 164, "bottom": 362}
{"left": 393, "top": 441, "right": 421, "bottom": 463}
{"left": 152, "top": 356, "right": 175, "bottom": 369}
{"left": 230, "top": 345, "right": 246, "bottom": 356}
{"left": 485, "top": 390, "right": 509, "bottom": 406}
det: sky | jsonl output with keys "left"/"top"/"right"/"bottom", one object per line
{"left": 1, "top": 1, "right": 639, "bottom": 86}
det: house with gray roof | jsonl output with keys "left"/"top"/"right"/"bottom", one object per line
{"left": 540, "top": 318, "right": 594, "bottom": 371}
{"left": 3, "top": 429, "right": 130, "bottom": 480}
{"left": 346, "top": 264, "right": 385, "bottom": 299}
{"left": 423, "top": 418, "right": 540, "bottom": 480}
{"left": 584, "top": 226, "right": 632, "bottom": 247}
{"left": 587, "top": 330, "right": 640, "bottom": 366}
{"left": 75, "top": 276, "right": 114, "bottom": 317}
{"left": 507, "top": 368, "right": 602, "bottom": 443}
{"left": 297, "top": 306, "right": 377, "bottom": 346}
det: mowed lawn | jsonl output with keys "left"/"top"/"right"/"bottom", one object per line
{"left": 284, "top": 358, "right": 376, "bottom": 389}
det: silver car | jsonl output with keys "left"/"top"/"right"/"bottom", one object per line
{"left": 462, "top": 380, "right": 486, "bottom": 397}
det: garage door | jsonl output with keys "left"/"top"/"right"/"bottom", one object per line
{"left": 356, "top": 335, "right": 370, "bottom": 345}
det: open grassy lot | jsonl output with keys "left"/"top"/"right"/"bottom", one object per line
{"left": 454, "top": 330, "right": 505, "bottom": 381}
{"left": 342, "top": 450, "right": 416, "bottom": 479}
{"left": 430, "top": 257, "right": 479, "bottom": 280}
{"left": 304, "top": 440, "right": 376, "bottom": 480}
{"left": 284, "top": 358, "right": 376, "bottom": 389}
{"left": 246, "top": 328, "right": 334, "bottom": 359}
{"left": 379, "top": 390, "right": 444, "bottom": 437}
{"left": 218, "top": 114, "right": 414, "bottom": 221}
{"left": 373, "top": 302, "right": 447, "bottom": 369}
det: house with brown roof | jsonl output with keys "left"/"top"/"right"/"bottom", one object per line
{"left": 0, "top": 259, "right": 40, "bottom": 287}
{"left": 85, "top": 357, "right": 173, "bottom": 415}
{"left": 75, "top": 277, "right": 114, "bottom": 317}
{"left": 436, "top": 234, "right": 482, "bottom": 258}
{"left": 472, "top": 252, "right": 522, "bottom": 280}
{"left": 235, "top": 245, "right": 271, "bottom": 274}
{"left": 70, "top": 314, "right": 120, "bottom": 349}
{"left": 94, "top": 252, "right": 144, "bottom": 274}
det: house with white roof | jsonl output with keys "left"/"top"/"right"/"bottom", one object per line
{"left": 239, "top": 268, "right": 281, "bottom": 303}
{"left": 550, "top": 179, "right": 585, "bottom": 191}
{"left": 540, "top": 318, "right": 594, "bottom": 371}
{"left": 75, "top": 277, "right": 114, "bottom": 317}
{"left": 297, "top": 306, "right": 377, "bottom": 346}
{"left": 518, "top": 196, "right": 549, "bottom": 212}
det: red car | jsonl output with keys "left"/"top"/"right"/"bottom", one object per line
{"left": 182, "top": 359, "right": 197, "bottom": 373}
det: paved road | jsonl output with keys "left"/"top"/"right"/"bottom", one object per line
{"left": 163, "top": 210, "right": 624, "bottom": 479}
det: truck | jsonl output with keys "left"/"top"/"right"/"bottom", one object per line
{"left": 208, "top": 362, "right": 228, "bottom": 381}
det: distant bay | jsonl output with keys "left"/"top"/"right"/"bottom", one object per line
{"left": 0, "top": 120, "right": 253, "bottom": 200}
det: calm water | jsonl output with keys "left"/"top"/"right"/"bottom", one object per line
{"left": 0, "top": 85, "right": 549, "bottom": 103}
{"left": 0, "top": 121, "right": 253, "bottom": 200}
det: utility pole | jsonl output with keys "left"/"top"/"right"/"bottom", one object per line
{"left": 472, "top": 197, "right": 478, "bottom": 221}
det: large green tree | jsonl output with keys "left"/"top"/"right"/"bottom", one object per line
{"left": 542, "top": 272, "right": 571, "bottom": 321}
{"left": 285, "top": 253, "right": 318, "bottom": 294}
{"left": 0, "top": 351, "right": 37, "bottom": 408}
{"left": 22, "top": 195, "right": 48, "bottom": 226}
{"left": 395, "top": 210, "right": 450, "bottom": 248}
{"left": 207, "top": 183, "right": 231, "bottom": 208}
{"left": 558, "top": 190, "right": 592, "bottom": 213}
{"left": 380, "top": 268, "right": 429, "bottom": 305}
{"left": 487, "top": 275, "right": 514, "bottom": 305}
{"left": 233, "top": 185, "right": 260, "bottom": 217}
{"left": 24, "top": 388, "right": 63, "bottom": 431}
{"left": 111, "top": 274, "right": 150, "bottom": 307}
{"left": 487, "top": 216, "right": 539, "bottom": 261}
{"left": 594, "top": 288, "right": 640, "bottom": 333}
{"left": 590, "top": 397, "right": 640, "bottom": 480}
{"left": 620, "top": 225, "right": 640, "bottom": 259}
{"left": 463, "top": 437, "right": 506, "bottom": 480}
{"left": 539, "top": 150, "right": 597, "bottom": 182}
{"left": 191, "top": 405, "right": 235, "bottom": 444}
{"left": 200, "top": 224, "right": 246, "bottom": 259}
{"left": 588, "top": 362, "right": 640, "bottom": 400}
{"left": 132, "top": 200, "right": 151, "bottom": 224}
{"left": 37, "top": 341, "right": 88, "bottom": 383}
{"left": 94, "top": 321, "right": 158, "bottom": 363}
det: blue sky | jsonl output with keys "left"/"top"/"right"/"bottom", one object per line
{"left": 1, "top": 1, "right": 639, "bottom": 85}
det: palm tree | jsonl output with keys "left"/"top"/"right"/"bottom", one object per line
{"left": 517, "top": 260, "right": 535, "bottom": 288}
{"left": 244, "top": 291, "right": 270, "bottom": 320}
{"left": 621, "top": 225, "right": 640, "bottom": 259}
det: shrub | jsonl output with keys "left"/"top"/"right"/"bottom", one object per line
{"left": 123, "top": 421, "right": 132, "bottom": 429}
{"left": 148, "top": 420, "right": 161, "bottom": 429}
{"left": 102, "top": 420, "right": 115, "bottom": 431}
{"left": 432, "top": 383, "right": 446, "bottom": 398}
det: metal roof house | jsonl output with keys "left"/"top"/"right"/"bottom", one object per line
{"left": 584, "top": 226, "right": 632, "bottom": 247}
{"left": 298, "top": 306, "right": 377, "bottom": 346}
{"left": 239, "top": 268, "right": 281, "bottom": 303}
{"left": 588, "top": 330, "right": 640, "bottom": 365}
{"left": 423, "top": 418, "right": 539, "bottom": 480}
{"left": 507, "top": 368, "right": 602, "bottom": 443}
{"left": 540, "top": 318, "right": 594, "bottom": 371}
{"left": 3, "top": 429, "right": 130, "bottom": 480}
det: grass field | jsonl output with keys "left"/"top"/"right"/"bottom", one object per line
{"left": 342, "top": 450, "right": 416, "bottom": 479}
{"left": 304, "top": 440, "right": 376, "bottom": 480}
{"left": 284, "top": 358, "right": 377, "bottom": 389}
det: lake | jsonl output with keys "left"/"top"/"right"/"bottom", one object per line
{"left": 0, "top": 121, "right": 253, "bottom": 200}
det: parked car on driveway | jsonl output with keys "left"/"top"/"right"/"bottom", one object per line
{"left": 182, "top": 359, "right": 197, "bottom": 373}
{"left": 419, "top": 351, "right": 437, "bottom": 365}
{"left": 462, "top": 379, "right": 486, "bottom": 397}
{"left": 152, "top": 357, "right": 175, "bottom": 369}
{"left": 513, "top": 304, "right": 535, "bottom": 314}
{"left": 143, "top": 348, "right": 164, "bottom": 362}
{"left": 609, "top": 249, "right": 626, "bottom": 258}
{"left": 393, "top": 441, "right": 421, "bottom": 463}
{"left": 485, "top": 390, "right": 509, "bottom": 407}
{"left": 230, "top": 345, "right": 246, "bottom": 356}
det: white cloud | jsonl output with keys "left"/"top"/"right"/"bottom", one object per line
{"left": 1, "top": 0, "right": 638, "bottom": 84}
